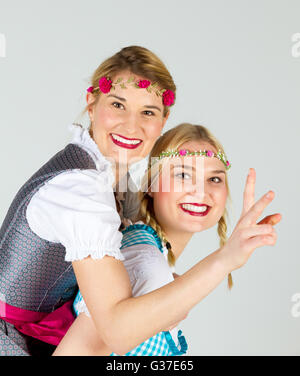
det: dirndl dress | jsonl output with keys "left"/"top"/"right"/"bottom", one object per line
{"left": 73, "top": 223, "right": 188, "bottom": 356}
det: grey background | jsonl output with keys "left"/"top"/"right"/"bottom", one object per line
{"left": 0, "top": 0, "right": 299, "bottom": 355}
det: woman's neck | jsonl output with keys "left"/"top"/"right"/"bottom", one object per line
{"left": 112, "top": 163, "right": 129, "bottom": 187}
{"left": 89, "top": 129, "right": 129, "bottom": 187}
{"left": 163, "top": 229, "right": 193, "bottom": 261}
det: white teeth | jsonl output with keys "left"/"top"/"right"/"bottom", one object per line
{"left": 181, "top": 204, "right": 208, "bottom": 213}
{"left": 111, "top": 134, "right": 141, "bottom": 145}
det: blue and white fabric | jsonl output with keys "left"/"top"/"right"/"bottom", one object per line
{"left": 73, "top": 223, "right": 188, "bottom": 356}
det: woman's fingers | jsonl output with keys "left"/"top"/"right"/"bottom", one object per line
{"left": 242, "top": 168, "right": 256, "bottom": 217}
{"left": 242, "top": 224, "right": 276, "bottom": 239}
{"left": 246, "top": 232, "right": 277, "bottom": 250}
{"left": 221, "top": 189, "right": 279, "bottom": 272}
{"left": 257, "top": 213, "right": 282, "bottom": 226}
{"left": 241, "top": 190, "right": 275, "bottom": 226}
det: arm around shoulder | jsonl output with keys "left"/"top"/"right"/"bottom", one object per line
{"left": 72, "top": 246, "right": 229, "bottom": 355}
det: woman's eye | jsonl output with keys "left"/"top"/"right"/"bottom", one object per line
{"left": 210, "top": 176, "right": 222, "bottom": 183}
{"left": 112, "top": 102, "right": 124, "bottom": 110}
{"left": 143, "top": 110, "right": 154, "bottom": 116}
{"left": 175, "top": 172, "right": 191, "bottom": 180}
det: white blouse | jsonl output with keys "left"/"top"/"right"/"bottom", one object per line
{"left": 74, "top": 220, "right": 179, "bottom": 347}
{"left": 26, "top": 124, "right": 148, "bottom": 262}
{"left": 116, "top": 229, "right": 179, "bottom": 347}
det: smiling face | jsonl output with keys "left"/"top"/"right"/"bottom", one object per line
{"left": 87, "top": 70, "right": 169, "bottom": 167}
{"left": 150, "top": 140, "right": 228, "bottom": 236}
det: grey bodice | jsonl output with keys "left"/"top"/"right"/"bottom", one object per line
{"left": 0, "top": 143, "right": 102, "bottom": 312}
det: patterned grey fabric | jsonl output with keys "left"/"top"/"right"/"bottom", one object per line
{"left": 0, "top": 143, "right": 98, "bottom": 355}
{"left": 0, "top": 319, "right": 56, "bottom": 356}
{"left": 0, "top": 142, "right": 141, "bottom": 355}
{"left": 0, "top": 320, "right": 29, "bottom": 356}
{"left": 0, "top": 144, "right": 96, "bottom": 313}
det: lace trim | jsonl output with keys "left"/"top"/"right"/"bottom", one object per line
{"left": 65, "top": 246, "right": 125, "bottom": 262}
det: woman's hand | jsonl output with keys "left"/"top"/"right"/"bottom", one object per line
{"left": 219, "top": 168, "right": 281, "bottom": 272}
{"left": 243, "top": 168, "right": 282, "bottom": 227}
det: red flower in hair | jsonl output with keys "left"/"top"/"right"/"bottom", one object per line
{"left": 162, "top": 89, "right": 175, "bottom": 106}
{"left": 138, "top": 80, "right": 151, "bottom": 88}
{"left": 99, "top": 77, "right": 112, "bottom": 93}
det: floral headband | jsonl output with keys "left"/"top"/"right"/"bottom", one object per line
{"left": 87, "top": 76, "right": 175, "bottom": 106}
{"left": 150, "top": 148, "right": 231, "bottom": 170}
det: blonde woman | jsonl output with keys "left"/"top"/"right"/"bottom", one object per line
{"left": 53, "top": 123, "right": 281, "bottom": 355}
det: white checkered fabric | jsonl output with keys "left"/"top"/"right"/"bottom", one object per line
{"left": 111, "top": 332, "right": 172, "bottom": 356}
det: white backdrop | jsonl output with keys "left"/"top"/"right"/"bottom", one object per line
{"left": 0, "top": 0, "right": 299, "bottom": 355}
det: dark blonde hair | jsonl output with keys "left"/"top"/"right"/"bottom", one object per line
{"left": 136, "top": 123, "right": 233, "bottom": 290}
{"left": 82, "top": 45, "right": 176, "bottom": 120}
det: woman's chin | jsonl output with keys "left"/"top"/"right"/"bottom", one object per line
{"left": 173, "top": 221, "right": 206, "bottom": 235}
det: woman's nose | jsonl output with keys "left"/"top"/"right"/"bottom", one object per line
{"left": 123, "top": 112, "right": 140, "bottom": 135}
{"left": 191, "top": 186, "right": 206, "bottom": 202}
{"left": 189, "top": 179, "right": 210, "bottom": 200}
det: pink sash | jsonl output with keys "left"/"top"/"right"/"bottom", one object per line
{"left": 0, "top": 300, "right": 75, "bottom": 346}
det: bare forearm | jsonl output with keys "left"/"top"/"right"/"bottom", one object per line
{"left": 103, "top": 248, "right": 228, "bottom": 355}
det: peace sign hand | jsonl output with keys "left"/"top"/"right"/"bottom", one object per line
{"left": 219, "top": 168, "right": 281, "bottom": 273}
{"left": 242, "top": 168, "right": 282, "bottom": 226}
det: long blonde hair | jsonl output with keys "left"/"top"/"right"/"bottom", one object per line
{"left": 136, "top": 123, "right": 234, "bottom": 290}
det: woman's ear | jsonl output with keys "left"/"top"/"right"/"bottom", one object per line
{"left": 86, "top": 93, "right": 95, "bottom": 123}
{"left": 162, "top": 110, "right": 170, "bottom": 127}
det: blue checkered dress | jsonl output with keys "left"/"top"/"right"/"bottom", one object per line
{"left": 73, "top": 223, "right": 188, "bottom": 356}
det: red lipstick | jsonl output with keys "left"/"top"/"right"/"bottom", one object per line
{"left": 110, "top": 133, "right": 143, "bottom": 150}
{"left": 179, "top": 203, "right": 211, "bottom": 217}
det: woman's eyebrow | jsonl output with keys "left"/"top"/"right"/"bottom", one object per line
{"left": 210, "top": 170, "right": 226, "bottom": 174}
{"left": 171, "top": 165, "right": 194, "bottom": 171}
{"left": 106, "top": 95, "right": 161, "bottom": 112}
{"left": 171, "top": 165, "right": 225, "bottom": 174}
{"left": 107, "top": 94, "right": 126, "bottom": 102}
{"left": 144, "top": 105, "right": 161, "bottom": 112}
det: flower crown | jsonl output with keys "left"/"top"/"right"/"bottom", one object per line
{"left": 150, "top": 148, "right": 231, "bottom": 170}
{"left": 87, "top": 76, "right": 175, "bottom": 106}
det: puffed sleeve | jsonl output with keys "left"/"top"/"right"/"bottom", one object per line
{"left": 26, "top": 169, "right": 124, "bottom": 262}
